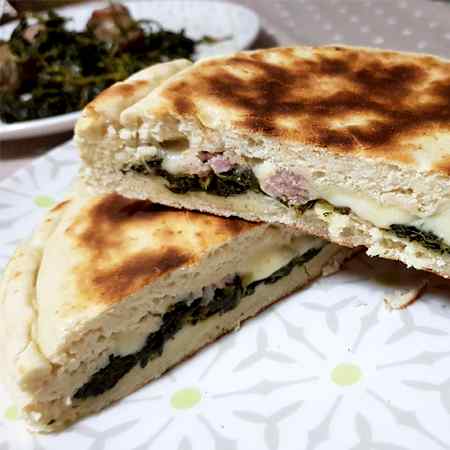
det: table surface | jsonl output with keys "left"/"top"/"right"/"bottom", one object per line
{"left": 1, "top": 0, "right": 450, "bottom": 180}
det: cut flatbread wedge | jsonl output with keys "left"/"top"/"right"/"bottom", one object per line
{"left": 0, "top": 183, "right": 350, "bottom": 432}
{"left": 76, "top": 46, "right": 450, "bottom": 278}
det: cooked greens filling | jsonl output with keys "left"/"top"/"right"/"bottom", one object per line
{"left": 323, "top": 204, "right": 450, "bottom": 254}
{"left": 244, "top": 247, "right": 321, "bottom": 296}
{"left": 0, "top": 6, "right": 219, "bottom": 123}
{"left": 122, "top": 158, "right": 261, "bottom": 197}
{"left": 279, "top": 199, "right": 318, "bottom": 214}
{"left": 121, "top": 160, "right": 344, "bottom": 214}
{"left": 390, "top": 224, "right": 450, "bottom": 255}
{"left": 73, "top": 246, "right": 322, "bottom": 400}
{"left": 123, "top": 160, "right": 450, "bottom": 255}
{"left": 325, "top": 204, "right": 450, "bottom": 254}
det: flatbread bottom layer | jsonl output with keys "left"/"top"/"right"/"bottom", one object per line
{"left": 26, "top": 243, "right": 348, "bottom": 431}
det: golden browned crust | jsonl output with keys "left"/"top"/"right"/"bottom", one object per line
{"left": 74, "top": 59, "right": 192, "bottom": 142}
{"left": 86, "top": 247, "right": 191, "bottom": 303}
{"left": 433, "top": 155, "right": 450, "bottom": 175}
{"left": 90, "top": 79, "right": 150, "bottom": 109}
{"left": 64, "top": 193, "right": 258, "bottom": 304}
{"left": 156, "top": 46, "right": 450, "bottom": 170}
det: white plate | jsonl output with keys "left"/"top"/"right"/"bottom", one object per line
{"left": 0, "top": 0, "right": 259, "bottom": 141}
{"left": 1, "top": 142, "right": 450, "bottom": 449}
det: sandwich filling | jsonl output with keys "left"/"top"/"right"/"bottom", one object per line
{"left": 74, "top": 246, "right": 323, "bottom": 400}
{"left": 120, "top": 152, "right": 450, "bottom": 255}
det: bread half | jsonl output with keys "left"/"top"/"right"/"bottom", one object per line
{"left": 75, "top": 45, "right": 450, "bottom": 278}
{"left": 0, "top": 183, "right": 350, "bottom": 432}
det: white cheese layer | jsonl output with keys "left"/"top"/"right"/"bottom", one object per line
{"left": 413, "top": 208, "right": 450, "bottom": 245}
{"left": 317, "top": 186, "right": 450, "bottom": 245}
{"left": 160, "top": 150, "right": 187, "bottom": 174}
{"left": 251, "top": 161, "right": 450, "bottom": 246}
{"left": 113, "top": 329, "right": 149, "bottom": 357}
{"left": 253, "top": 160, "right": 277, "bottom": 180}
{"left": 318, "top": 187, "right": 414, "bottom": 228}
{"left": 242, "top": 236, "right": 323, "bottom": 285}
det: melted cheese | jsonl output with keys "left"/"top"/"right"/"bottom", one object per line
{"left": 113, "top": 330, "right": 148, "bottom": 357}
{"left": 414, "top": 208, "right": 450, "bottom": 245}
{"left": 251, "top": 160, "right": 450, "bottom": 246}
{"left": 318, "top": 186, "right": 450, "bottom": 245}
{"left": 318, "top": 187, "right": 414, "bottom": 228}
{"left": 242, "top": 236, "right": 322, "bottom": 286}
{"left": 160, "top": 150, "right": 187, "bottom": 174}
{"left": 253, "top": 160, "right": 277, "bottom": 180}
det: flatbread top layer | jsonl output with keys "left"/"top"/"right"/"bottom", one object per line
{"left": 86, "top": 45, "right": 450, "bottom": 174}
{"left": 39, "top": 191, "right": 257, "bottom": 311}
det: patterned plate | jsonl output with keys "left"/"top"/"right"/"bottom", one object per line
{"left": 1, "top": 141, "right": 450, "bottom": 450}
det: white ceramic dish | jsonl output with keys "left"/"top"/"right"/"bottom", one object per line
{"left": 0, "top": 0, "right": 259, "bottom": 141}
{"left": 1, "top": 141, "right": 450, "bottom": 449}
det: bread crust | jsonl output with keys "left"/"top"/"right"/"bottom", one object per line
{"left": 0, "top": 197, "right": 71, "bottom": 430}
{"left": 109, "top": 45, "right": 450, "bottom": 174}
{"left": 75, "top": 59, "right": 192, "bottom": 144}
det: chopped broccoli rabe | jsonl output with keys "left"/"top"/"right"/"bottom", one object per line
{"left": 390, "top": 224, "right": 450, "bottom": 255}
{"left": 74, "top": 246, "right": 323, "bottom": 400}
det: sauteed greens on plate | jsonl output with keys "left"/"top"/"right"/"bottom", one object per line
{"left": 0, "top": 3, "right": 216, "bottom": 123}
